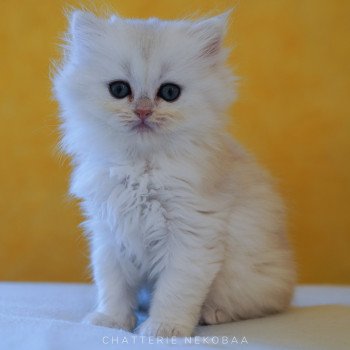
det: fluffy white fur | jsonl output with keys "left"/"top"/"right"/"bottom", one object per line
{"left": 53, "top": 9, "right": 296, "bottom": 337}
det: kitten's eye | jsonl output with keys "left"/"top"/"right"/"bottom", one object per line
{"left": 157, "top": 83, "right": 181, "bottom": 102}
{"left": 108, "top": 80, "right": 131, "bottom": 99}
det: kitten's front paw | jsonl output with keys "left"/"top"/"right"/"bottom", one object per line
{"left": 137, "top": 318, "right": 193, "bottom": 337}
{"left": 83, "top": 311, "right": 135, "bottom": 331}
{"left": 199, "top": 304, "right": 232, "bottom": 325}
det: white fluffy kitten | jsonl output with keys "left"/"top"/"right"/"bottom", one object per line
{"left": 53, "top": 9, "right": 296, "bottom": 337}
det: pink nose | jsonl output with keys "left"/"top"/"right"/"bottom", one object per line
{"left": 134, "top": 108, "right": 152, "bottom": 121}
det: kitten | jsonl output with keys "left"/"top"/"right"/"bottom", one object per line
{"left": 53, "top": 9, "right": 296, "bottom": 337}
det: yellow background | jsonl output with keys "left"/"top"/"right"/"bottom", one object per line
{"left": 1, "top": 0, "right": 349, "bottom": 284}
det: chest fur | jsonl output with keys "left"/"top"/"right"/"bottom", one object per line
{"left": 107, "top": 165, "right": 169, "bottom": 240}
{"left": 105, "top": 161, "right": 195, "bottom": 273}
{"left": 73, "top": 158, "right": 205, "bottom": 276}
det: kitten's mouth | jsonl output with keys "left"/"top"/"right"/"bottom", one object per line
{"left": 131, "top": 121, "right": 154, "bottom": 133}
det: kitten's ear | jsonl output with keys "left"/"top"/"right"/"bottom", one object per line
{"left": 69, "top": 10, "right": 105, "bottom": 42}
{"left": 191, "top": 10, "right": 232, "bottom": 59}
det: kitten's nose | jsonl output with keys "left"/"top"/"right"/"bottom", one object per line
{"left": 134, "top": 108, "right": 153, "bottom": 121}
{"left": 134, "top": 97, "right": 153, "bottom": 121}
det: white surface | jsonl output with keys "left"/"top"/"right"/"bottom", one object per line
{"left": 0, "top": 282, "right": 349, "bottom": 350}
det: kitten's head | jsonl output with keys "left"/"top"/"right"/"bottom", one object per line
{"left": 54, "top": 10, "right": 235, "bottom": 156}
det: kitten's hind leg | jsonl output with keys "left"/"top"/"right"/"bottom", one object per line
{"left": 199, "top": 248, "right": 295, "bottom": 325}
